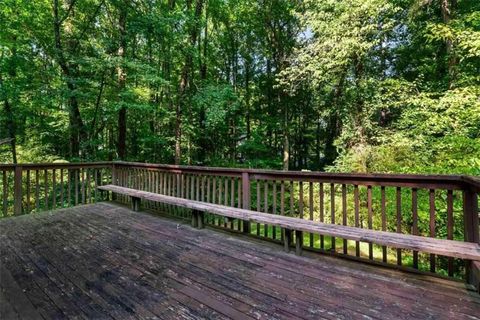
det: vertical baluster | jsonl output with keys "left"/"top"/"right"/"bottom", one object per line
{"left": 14, "top": 166, "right": 22, "bottom": 215}
{"left": 256, "top": 180, "right": 260, "bottom": 235}
{"left": 354, "top": 185, "right": 360, "bottom": 257}
{"left": 2, "top": 171, "right": 7, "bottom": 216}
{"left": 26, "top": 170, "right": 31, "bottom": 214}
{"left": 367, "top": 185, "right": 373, "bottom": 260}
{"left": 231, "top": 178, "right": 235, "bottom": 230}
{"left": 429, "top": 189, "right": 436, "bottom": 273}
{"left": 381, "top": 186, "right": 387, "bottom": 262}
{"left": 412, "top": 188, "right": 418, "bottom": 268}
{"left": 264, "top": 180, "right": 269, "bottom": 237}
{"left": 35, "top": 170, "right": 40, "bottom": 211}
{"left": 219, "top": 177, "right": 223, "bottom": 226}
{"left": 67, "top": 169, "right": 71, "bottom": 206}
{"left": 280, "top": 180, "right": 285, "bottom": 242}
{"left": 447, "top": 190, "right": 454, "bottom": 277}
{"left": 75, "top": 169, "right": 79, "bottom": 206}
{"left": 196, "top": 175, "right": 201, "bottom": 201}
{"left": 206, "top": 176, "right": 211, "bottom": 203}
{"left": 81, "top": 168, "right": 86, "bottom": 204}
{"left": 93, "top": 169, "right": 98, "bottom": 203}
{"left": 289, "top": 181, "right": 294, "bottom": 216}
{"left": 223, "top": 177, "right": 228, "bottom": 227}
{"left": 87, "top": 168, "right": 92, "bottom": 203}
{"left": 396, "top": 187, "right": 402, "bottom": 266}
{"left": 44, "top": 169, "right": 49, "bottom": 210}
{"left": 309, "top": 182, "right": 314, "bottom": 248}
{"left": 212, "top": 177, "right": 217, "bottom": 204}
{"left": 298, "top": 181, "right": 303, "bottom": 247}
{"left": 60, "top": 169, "right": 64, "bottom": 207}
{"left": 330, "top": 183, "right": 335, "bottom": 252}
{"left": 237, "top": 178, "right": 242, "bottom": 208}
{"left": 342, "top": 184, "right": 348, "bottom": 255}
{"left": 52, "top": 169, "right": 56, "bottom": 209}
{"left": 273, "top": 181, "right": 277, "bottom": 240}
{"left": 319, "top": 182, "right": 324, "bottom": 250}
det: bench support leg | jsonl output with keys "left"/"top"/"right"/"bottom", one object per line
{"left": 295, "top": 230, "right": 303, "bottom": 256}
{"left": 197, "top": 211, "right": 204, "bottom": 229}
{"left": 243, "top": 221, "right": 251, "bottom": 234}
{"left": 131, "top": 197, "right": 141, "bottom": 212}
{"left": 191, "top": 210, "right": 199, "bottom": 228}
{"left": 284, "top": 229, "right": 292, "bottom": 253}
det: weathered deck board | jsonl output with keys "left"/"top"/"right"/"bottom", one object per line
{"left": 0, "top": 203, "right": 479, "bottom": 320}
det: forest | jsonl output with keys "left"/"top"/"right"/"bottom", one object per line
{"left": 1, "top": 0, "right": 479, "bottom": 175}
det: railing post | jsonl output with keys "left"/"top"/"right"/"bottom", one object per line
{"left": 242, "top": 172, "right": 251, "bottom": 234}
{"left": 111, "top": 163, "right": 117, "bottom": 201}
{"left": 463, "top": 187, "right": 479, "bottom": 288}
{"left": 14, "top": 166, "right": 22, "bottom": 215}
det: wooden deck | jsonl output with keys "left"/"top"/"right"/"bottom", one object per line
{"left": 1, "top": 203, "right": 479, "bottom": 320}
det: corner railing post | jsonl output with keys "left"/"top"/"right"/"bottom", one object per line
{"left": 242, "top": 172, "right": 251, "bottom": 234}
{"left": 464, "top": 186, "right": 479, "bottom": 288}
{"left": 14, "top": 165, "right": 23, "bottom": 215}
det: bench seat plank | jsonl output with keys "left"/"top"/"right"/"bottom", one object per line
{"left": 98, "top": 185, "right": 480, "bottom": 261}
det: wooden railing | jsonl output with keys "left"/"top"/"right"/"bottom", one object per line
{"left": 1, "top": 161, "right": 479, "bottom": 286}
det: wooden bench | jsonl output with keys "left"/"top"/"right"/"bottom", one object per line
{"left": 98, "top": 184, "right": 480, "bottom": 262}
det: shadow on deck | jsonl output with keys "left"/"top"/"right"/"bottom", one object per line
{"left": 1, "top": 202, "right": 479, "bottom": 319}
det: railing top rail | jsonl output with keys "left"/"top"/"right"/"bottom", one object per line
{"left": 0, "top": 160, "right": 478, "bottom": 190}
{"left": 115, "top": 161, "right": 475, "bottom": 190}
{"left": 0, "top": 162, "right": 112, "bottom": 171}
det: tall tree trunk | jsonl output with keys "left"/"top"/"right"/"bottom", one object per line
{"left": 53, "top": 0, "right": 86, "bottom": 158}
{"left": 175, "top": 0, "right": 203, "bottom": 165}
{"left": 117, "top": 0, "right": 127, "bottom": 159}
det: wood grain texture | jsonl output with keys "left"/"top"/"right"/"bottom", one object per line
{"left": 98, "top": 185, "right": 480, "bottom": 261}
{"left": 1, "top": 202, "right": 479, "bottom": 319}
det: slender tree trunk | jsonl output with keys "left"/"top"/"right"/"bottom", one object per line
{"left": 175, "top": 0, "right": 203, "bottom": 165}
{"left": 53, "top": 0, "right": 86, "bottom": 158}
{"left": 117, "top": 0, "right": 127, "bottom": 159}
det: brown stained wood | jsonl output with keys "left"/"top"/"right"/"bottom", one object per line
{"left": 2, "top": 202, "right": 479, "bottom": 320}
{"left": 12, "top": 168, "right": 21, "bottom": 215}
{"left": 320, "top": 183, "right": 324, "bottom": 249}
{"left": 26, "top": 170, "right": 31, "bottom": 214}
{"left": 412, "top": 188, "right": 419, "bottom": 269}
{"left": 289, "top": 181, "right": 294, "bottom": 217}
{"left": 75, "top": 169, "right": 79, "bottom": 206}
{"left": 52, "top": 169, "right": 57, "bottom": 209}
{"left": 396, "top": 187, "right": 402, "bottom": 266}
{"left": 36, "top": 170, "right": 40, "bottom": 211}
{"left": 447, "top": 190, "right": 454, "bottom": 277}
{"left": 212, "top": 177, "right": 217, "bottom": 204}
{"left": 354, "top": 185, "right": 360, "bottom": 257}
{"left": 331, "top": 183, "right": 336, "bottom": 252}
{"left": 367, "top": 186, "right": 373, "bottom": 260}
{"left": 2, "top": 171, "right": 7, "bottom": 216}
{"left": 342, "top": 184, "right": 347, "bottom": 254}
{"left": 60, "top": 169, "right": 64, "bottom": 207}
{"left": 81, "top": 169, "right": 86, "bottom": 204}
{"left": 206, "top": 177, "right": 211, "bottom": 203}
{"left": 381, "top": 186, "right": 387, "bottom": 263}
{"left": 87, "top": 169, "right": 92, "bottom": 204}
{"left": 273, "top": 182, "right": 278, "bottom": 240}
{"left": 256, "top": 180, "right": 261, "bottom": 236}
{"left": 430, "top": 189, "right": 436, "bottom": 273}
{"left": 98, "top": 185, "right": 480, "bottom": 262}
{"left": 264, "top": 180, "right": 268, "bottom": 237}
{"left": 237, "top": 178, "right": 242, "bottom": 209}
{"left": 44, "top": 169, "right": 49, "bottom": 210}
